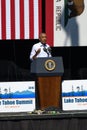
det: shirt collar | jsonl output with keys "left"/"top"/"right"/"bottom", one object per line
{"left": 40, "top": 42, "right": 47, "bottom": 47}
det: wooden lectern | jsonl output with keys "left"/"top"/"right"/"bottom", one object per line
{"left": 30, "top": 57, "right": 64, "bottom": 110}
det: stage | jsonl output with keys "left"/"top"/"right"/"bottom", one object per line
{"left": 0, "top": 111, "right": 87, "bottom": 130}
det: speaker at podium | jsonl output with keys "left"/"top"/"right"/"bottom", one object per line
{"left": 30, "top": 57, "right": 64, "bottom": 110}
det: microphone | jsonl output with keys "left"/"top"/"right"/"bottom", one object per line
{"left": 47, "top": 47, "right": 51, "bottom": 54}
{"left": 43, "top": 47, "right": 48, "bottom": 53}
{"left": 43, "top": 47, "right": 49, "bottom": 57}
{"left": 43, "top": 47, "right": 51, "bottom": 57}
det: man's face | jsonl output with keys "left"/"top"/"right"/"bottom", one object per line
{"left": 39, "top": 33, "right": 47, "bottom": 44}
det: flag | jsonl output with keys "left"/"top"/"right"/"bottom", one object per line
{"left": 45, "top": 0, "right": 85, "bottom": 47}
{"left": 45, "top": 0, "right": 64, "bottom": 47}
{"left": 46, "top": 0, "right": 54, "bottom": 47}
{"left": 64, "top": 0, "right": 68, "bottom": 27}
{"left": 0, "top": 0, "right": 42, "bottom": 40}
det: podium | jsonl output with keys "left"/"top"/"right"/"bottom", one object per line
{"left": 30, "top": 57, "right": 64, "bottom": 110}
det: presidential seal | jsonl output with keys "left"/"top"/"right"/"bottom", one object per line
{"left": 44, "top": 59, "right": 56, "bottom": 71}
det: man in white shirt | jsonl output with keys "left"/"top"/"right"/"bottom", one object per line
{"left": 30, "top": 33, "right": 52, "bottom": 60}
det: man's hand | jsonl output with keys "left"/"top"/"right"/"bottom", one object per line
{"left": 35, "top": 48, "right": 41, "bottom": 55}
{"left": 33, "top": 48, "right": 41, "bottom": 60}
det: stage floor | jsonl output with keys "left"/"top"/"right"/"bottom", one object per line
{"left": 0, "top": 110, "right": 87, "bottom": 120}
{"left": 0, "top": 111, "right": 87, "bottom": 130}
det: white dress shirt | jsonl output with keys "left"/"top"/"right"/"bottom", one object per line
{"left": 30, "top": 42, "right": 52, "bottom": 60}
